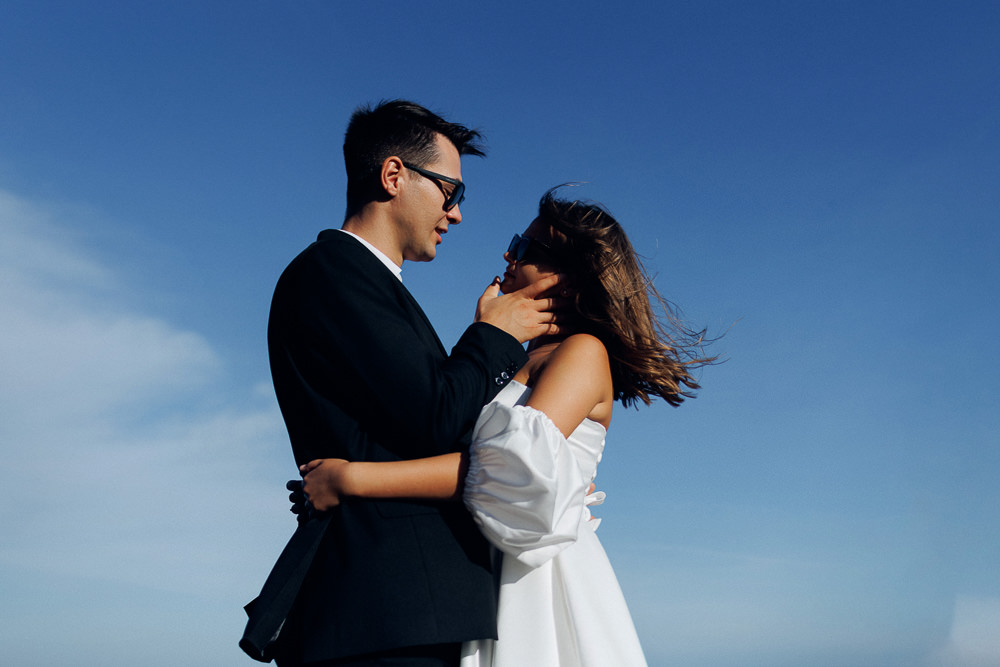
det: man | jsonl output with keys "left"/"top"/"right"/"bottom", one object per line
{"left": 241, "top": 100, "right": 561, "bottom": 666}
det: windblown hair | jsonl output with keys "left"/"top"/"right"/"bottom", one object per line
{"left": 342, "top": 99, "right": 485, "bottom": 218}
{"left": 534, "top": 187, "right": 715, "bottom": 407}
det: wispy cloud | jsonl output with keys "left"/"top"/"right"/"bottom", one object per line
{"left": 0, "top": 189, "right": 293, "bottom": 663}
{"left": 929, "top": 596, "right": 1000, "bottom": 667}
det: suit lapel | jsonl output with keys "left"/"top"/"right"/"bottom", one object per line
{"left": 325, "top": 230, "right": 447, "bottom": 358}
{"left": 392, "top": 280, "right": 447, "bottom": 358}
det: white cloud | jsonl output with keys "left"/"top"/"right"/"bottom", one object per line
{"left": 0, "top": 190, "right": 294, "bottom": 663}
{"left": 930, "top": 596, "right": 1000, "bottom": 667}
{"left": 0, "top": 190, "right": 113, "bottom": 290}
{"left": 0, "top": 191, "right": 221, "bottom": 427}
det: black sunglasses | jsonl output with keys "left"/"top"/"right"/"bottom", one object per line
{"left": 402, "top": 162, "right": 465, "bottom": 211}
{"left": 507, "top": 234, "right": 556, "bottom": 264}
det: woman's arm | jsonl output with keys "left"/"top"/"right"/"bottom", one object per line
{"left": 524, "top": 334, "right": 613, "bottom": 436}
{"left": 300, "top": 453, "right": 467, "bottom": 511}
{"left": 299, "top": 334, "right": 612, "bottom": 510}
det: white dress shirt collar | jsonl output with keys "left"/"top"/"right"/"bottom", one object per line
{"left": 336, "top": 229, "right": 403, "bottom": 283}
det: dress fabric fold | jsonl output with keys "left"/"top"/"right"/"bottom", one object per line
{"left": 460, "top": 381, "right": 648, "bottom": 667}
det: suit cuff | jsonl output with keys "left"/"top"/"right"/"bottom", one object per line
{"left": 456, "top": 323, "right": 528, "bottom": 389}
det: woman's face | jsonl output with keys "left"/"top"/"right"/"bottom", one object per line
{"left": 499, "top": 217, "right": 560, "bottom": 294}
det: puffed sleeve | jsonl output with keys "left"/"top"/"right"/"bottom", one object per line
{"left": 463, "top": 401, "right": 590, "bottom": 568}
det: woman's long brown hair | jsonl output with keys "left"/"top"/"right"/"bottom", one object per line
{"left": 534, "top": 187, "right": 716, "bottom": 408}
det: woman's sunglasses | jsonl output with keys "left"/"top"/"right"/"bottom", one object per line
{"left": 507, "top": 234, "right": 556, "bottom": 264}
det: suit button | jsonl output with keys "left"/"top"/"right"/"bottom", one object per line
{"left": 495, "top": 377, "right": 504, "bottom": 386}
{"left": 500, "top": 371, "right": 510, "bottom": 380}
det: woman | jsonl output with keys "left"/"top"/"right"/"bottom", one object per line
{"left": 300, "top": 187, "right": 714, "bottom": 666}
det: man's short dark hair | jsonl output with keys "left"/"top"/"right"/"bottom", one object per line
{"left": 342, "top": 99, "right": 486, "bottom": 218}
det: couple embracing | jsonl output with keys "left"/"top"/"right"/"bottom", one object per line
{"left": 242, "top": 100, "right": 711, "bottom": 667}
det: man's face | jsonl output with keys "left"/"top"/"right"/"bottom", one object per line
{"left": 396, "top": 133, "right": 464, "bottom": 263}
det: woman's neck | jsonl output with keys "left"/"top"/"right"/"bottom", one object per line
{"left": 526, "top": 334, "right": 566, "bottom": 353}
{"left": 513, "top": 337, "right": 565, "bottom": 386}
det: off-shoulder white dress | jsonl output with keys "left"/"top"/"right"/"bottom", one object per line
{"left": 460, "top": 381, "right": 647, "bottom": 667}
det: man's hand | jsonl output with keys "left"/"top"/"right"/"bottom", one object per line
{"left": 286, "top": 479, "right": 314, "bottom": 525}
{"left": 475, "top": 274, "right": 567, "bottom": 343}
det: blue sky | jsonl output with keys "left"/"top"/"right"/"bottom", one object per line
{"left": 1, "top": 2, "right": 998, "bottom": 665}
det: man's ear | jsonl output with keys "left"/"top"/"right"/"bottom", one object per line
{"left": 380, "top": 156, "right": 404, "bottom": 198}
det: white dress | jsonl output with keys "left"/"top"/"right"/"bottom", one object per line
{"left": 460, "top": 381, "right": 648, "bottom": 667}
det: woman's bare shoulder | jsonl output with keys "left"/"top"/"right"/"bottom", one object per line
{"left": 531, "top": 333, "right": 613, "bottom": 431}
{"left": 550, "top": 333, "right": 610, "bottom": 365}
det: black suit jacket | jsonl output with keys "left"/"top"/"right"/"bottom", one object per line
{"left": 261, "top": 230, "right": 527, "bottom": 663}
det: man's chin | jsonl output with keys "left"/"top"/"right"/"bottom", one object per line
{"left": 404, "top": 248, "right": 437, "bottom": 263}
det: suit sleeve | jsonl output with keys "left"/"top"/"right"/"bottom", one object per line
{"left": 269, "top": 236, "right": 527, "bottom": 465}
